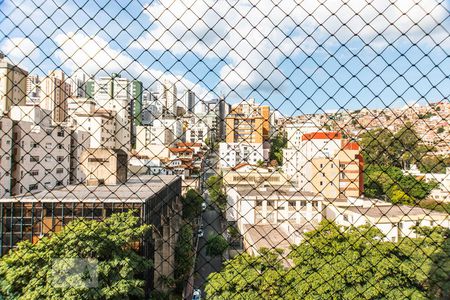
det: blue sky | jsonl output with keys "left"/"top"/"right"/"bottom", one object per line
{"left": 0, "top": 0, "right": 449, "bottom": 116}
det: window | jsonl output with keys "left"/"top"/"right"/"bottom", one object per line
{"left": 30, "top": 170, "right": 39, "bottom": 176}
{"left": 29, "top": 184, "right": 38, "bottom": 191}
{"left": 30, "top": 156, "right": 39, "bottom": 162}
{"left": 57, "top": 156, "right": 64, "bottom": 162}
{"left": 56, "top": 168, "right": 64, "bottom": 174}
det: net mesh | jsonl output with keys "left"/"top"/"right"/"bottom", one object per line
{"left": 0, "top": 0, "right": 449, "bottom": 299}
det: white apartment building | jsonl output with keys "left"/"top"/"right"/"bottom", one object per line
{"left": 68, "top": 98, "right": 117, "bottom": 149}
{"left": 185, "top": 117, "right": 210, "bottom": 144}
{"left": 136, "top": 125, "right": 173, "bottom": 153}
{"left": 219, "top": 142, "right": 269, "bottom": 169}
{"left": 93, "top": 74, "right": 131, "bottom": 151}
{"left": 142, "top": 91, "right": 162, "bottom": 126}
{"left": 326, "top": 197, "right": 450, "bottom": 242}
{"left": 9, "top": 106, "right": 71, "bottom": 195}
{"left": 159, "top": 80, "right": 177, "bottom": 116}
{"left": 68, "top": 71, "right": 89, "bottom": 98}
{"left": 26, "top": 74, "right": 41, "bottom": 104}
{"left": 0, "top": 116, "right": 13, "bottom": 197}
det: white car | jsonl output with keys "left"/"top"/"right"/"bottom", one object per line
{"left": 201, "top": 202, "right": 207, "bottom": 211}
{"left": 197, "top": 229, "right": 204, "bottom": 238}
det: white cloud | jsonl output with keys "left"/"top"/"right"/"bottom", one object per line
{"left": 0, "top": 37, "right": 40, "bottom": 65}
{"left": 54, "top": 32, "right": 212, "bottom": 99}
{"left": 132, "top": 0, "right": 449, "bottom": 95}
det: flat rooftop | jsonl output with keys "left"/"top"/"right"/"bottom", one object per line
{"left": 0, "top": 175, "right": 179, "bottom": 203}
{"left": 344, "top": 205, "right": 448, "bottom": 218}
{"left": 236, "top": 186, "right": 317, "bottom": 199}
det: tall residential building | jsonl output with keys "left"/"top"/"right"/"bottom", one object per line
{"left": 283, "top": 131, "right": 364, "bottom": 198}
{"left": 93, "top": 74, "right": 131, "bottom": 151}
{"left": 225, "top": 98, "right": 270, "bottom": 143}
{"left": 141, "top": 91, "right": 162, "bottom": 126}
{"left": 85, "top": 78, "right": 95, "bottom": 98}
{"left": 129, "top": 80, "right": 143, "bottom": 148}
{"left": 159, "top": 80, "right": 177, "bottom": 116}
{"left": 184, "top": 89, "right": 195, "bottom": 113}
{"left": 0, "top": 116, "right": 13, "bottom": 197}
{"left": 40, "top": 70, "right": 71, "bottom": 124}
{"left": 9, "top": 105, "right": 71, "bottom": 195}
{"left": 68, "top": 71, "right": 89, "bottom": 98}
{"left": 0, "top": 54, "right": 28, "bottom": 114}
{"left": 26, "top": 74, "right": 41, "bottom": 104}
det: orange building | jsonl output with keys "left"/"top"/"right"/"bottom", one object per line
{"left": 225, "top": 98, "right": 270, "bottom": 143}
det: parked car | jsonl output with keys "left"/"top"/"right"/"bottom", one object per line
{"left": 201, "top": 202, "right": 207, "bottom": 211}
{"left": 197, "top": 229, "right": 204, "bottom": 238}
{"left": 192, "top": 289, "right": 201, "bottom": 300}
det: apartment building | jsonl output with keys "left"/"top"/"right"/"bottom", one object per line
{"left": 222, "top": 164, "right": 290, "bottom": 189}
{"left": 67, "top": 97, "right": 122, "bottom": 151}
{"left": 26, "top": 74, "right": 41, "bottom": 104}
{"left": 185, "top": 116, "right": 210, "bottom": 144}
{"left": 159, "top": 80, "right": 177, "bottom": 116}
{"left": 141, "top": 91, "right": 162, "bottom": 126}
{"left": 283, "top": 131, "right": 363, "bottom": 198}
{"left": 40, "top": 70, "right": 71, "bottom": 124}
{"left": 9, "top": 105, "right": 71, "bottom": 195}
{"left": 226, "top": 185, "right": 325, "bottom": 256}
{"left": 225, "top": 98, "right": 270, "bottom": 143}
{"left": 93, "top": 74, "right": 131, "bottom": 151}
{"left": 219, "top": 142, "right": 269, "bottom": 169}
{"left": 183, "top": 89, "right": 195, "bottom": 113}
{"left": 326, "top": 197, "right": 450, "bottom": 242}
{"left": 0, "top": 116, "right": 13, "bottom": 197}
{"left": 0, "top": 54, "right": 28, "bottom": 114}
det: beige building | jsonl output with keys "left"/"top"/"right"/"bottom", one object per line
{"left": 283, "top": 131, "right": 364, "bottom": 199}
{"left": 40, "top": 70, "right": 70, "bottom": 124}
{"left": 0, "top": 54, "right": 28, "bottom": 114}
{"left": 80, "top": 148, "right": 128, "bottom": 185}
{"left": 223, "top": 164, "right": 290, "bottom": 189}
{"left": 0, "top": 116, "right": 13, "bottom": 197}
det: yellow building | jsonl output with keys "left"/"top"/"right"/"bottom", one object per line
{"left": 0, "top": 54, "right": 28, "bottom": 114}
{"left": 225, "top": 98, "right": 270, "bottom": 143}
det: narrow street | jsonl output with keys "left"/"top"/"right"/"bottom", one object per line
{"left": 192, "top": 149, "right": 224, "bottom": 296}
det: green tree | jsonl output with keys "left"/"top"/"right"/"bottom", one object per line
{"left": 205, "top": 234, "right": 229, "bottom": 257}
{"left": 206, "top": 175, "right": 226, "bottom": 211}
{"left": 174, "top": 224, "right": 194, "bottom": 292}
{"left": 181, "top": 189, "right": 203, "bottom": 221}
{"left": 0, "top": 211, "right": 151, "bottom": 300}
{"left": 418, "top": 155, "right": 450, "bottom": 173}
{"left": 206, "top": 222, "right": 450, "bottom": 300}
{"left": 205, "top": 249, "right": 285, "bottom": 299}
{"left": 269, "top": 133, "right": 287, "bottom": 165}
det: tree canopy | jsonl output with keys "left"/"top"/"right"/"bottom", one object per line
{"left": 0, "top": 211, "right": 151, "bottom": 300}
{"left": 360, "top": 125, "right": 438, "bottom": 204}
{"left": 205, "top": 221, "right": 450, "bottom": 300}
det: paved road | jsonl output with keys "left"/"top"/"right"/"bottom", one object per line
{"left": 192, "top": 151, "right": 223, "bottom": 297}
{"left": 193, "top": 207, "right": 223, "bottom": 294}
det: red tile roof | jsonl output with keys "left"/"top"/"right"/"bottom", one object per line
{"left": 302, "top": 131, "right": 342, "bottom": 141}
